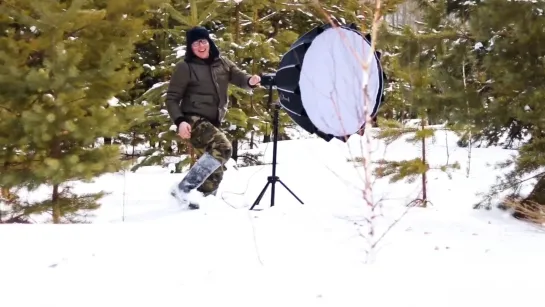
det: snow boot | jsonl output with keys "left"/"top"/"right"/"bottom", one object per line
{"left": 171, "top": 152, "right": 222, "bottom": 209}
{"left": 170, "top": 186, "right": 203, "bottom": 210}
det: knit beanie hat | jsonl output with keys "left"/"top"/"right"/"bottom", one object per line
{"left": 184, "top": 26, "right": 220, "bottom": 61}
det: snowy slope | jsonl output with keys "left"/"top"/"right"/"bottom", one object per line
{"left": 1, "top": 128, "right": 544, "bottom": 306}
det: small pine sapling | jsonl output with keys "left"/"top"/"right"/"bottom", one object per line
{"left": 375, "top": 113, "right": 460, "bottom": 207}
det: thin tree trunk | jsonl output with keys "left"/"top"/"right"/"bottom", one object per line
{"left": 231, "top": 141, "right": 238, "bottom": 161}
{"left": 229, "top": 2, "right": 242, "bottom": 161}
{"left": 250, "top": 95, "right": 255, "bottom": 149}
{"left": 249, "top": 6, "right": 257, "bottom": 149}
{"left": 188, "top": 141, "right": 195, "bottom": 167}
{"left": 51, "top": 139, "right": 62, "bottom": 223}
{"left": 0, "top": 187, "right": 7, "bottom": 223}
{"left": 462, "top": 58, "right": 472, "bottom": 177}
{"left": 420, "top": 116, "right": 427, "bottom": 207}
{"left": 52, "top": 184, "right": 61, "bottom": 224}
{"left": 444, "top": 129, "right": 450, "bottom": 165}
{"left": 2, "top": 147, "right": 17, "bottom": 221}
{"left": 263, "top": 132, "right": 271, "bottom": 143}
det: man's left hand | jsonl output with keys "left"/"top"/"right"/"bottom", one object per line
{"left": 249, "top": 75, "right": 261, "bottom": 87}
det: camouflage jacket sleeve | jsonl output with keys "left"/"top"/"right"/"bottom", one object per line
{"left": 165, "top": 61, "right": 190, "bottom": 128}
{"left": 223, "top": 57, "right": 255, "bottom": 90}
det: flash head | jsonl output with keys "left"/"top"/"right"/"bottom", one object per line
{"left": 259, "top": 73, "right": 276, "bottom": 87}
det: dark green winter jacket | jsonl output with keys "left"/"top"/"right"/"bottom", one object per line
{"left": 165, "top": 55, "right": 254, "bottom": 128}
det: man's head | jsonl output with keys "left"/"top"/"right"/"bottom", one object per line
{"left": 185, "top": 26, "right": 219, "bottom": 61}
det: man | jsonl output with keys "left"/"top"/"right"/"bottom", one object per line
{"left": 166, "top": 26, "right": 261, "bottom": 209}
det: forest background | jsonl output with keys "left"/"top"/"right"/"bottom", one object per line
{"left": 1, "top": 0, "right": 544, "bottom": 224}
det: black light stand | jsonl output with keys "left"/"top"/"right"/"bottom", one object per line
{"left": 249, "top": 76, "right": 304, "bottom": 210}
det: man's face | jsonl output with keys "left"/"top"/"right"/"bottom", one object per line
{"left": 191, "top": 39, "right": 210, "bottom": 59}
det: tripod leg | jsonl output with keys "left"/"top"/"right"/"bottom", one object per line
{"left": 250, "top": 181, "right": 271, "bottom": 210}
{"left": 270, "top": 178, "right": 276, "bottom": 207}
{"left": 278, "top": 179, "right": 304, "bottom": 204}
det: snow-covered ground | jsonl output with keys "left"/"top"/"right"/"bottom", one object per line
{"left": 2, "top": 128, "right": 544, "bottom": 306}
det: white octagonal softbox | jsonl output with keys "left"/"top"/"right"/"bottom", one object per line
{"left": 274, "top": 23, "right": 386, "bottom": 142}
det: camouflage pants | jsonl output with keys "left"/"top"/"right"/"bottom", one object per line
{"left": 187, "top": 116, "right": 232, "bottom": 195}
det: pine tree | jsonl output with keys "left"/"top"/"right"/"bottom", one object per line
{"left": 376, "top": 1, "right": 420, "bottom": 123}
{"left": 459, "top": 0, "right": 545, "bottom": 221}
{"left": 373, "top": 1, "right": 462, "bottom": 206}
{"left": 0, "top": 0, "right": 159, "bottom": 223}
{"left": 124, "top": 2, "right": 192, "bottom": 173}
{"left": 112, "top": 7, "right": 171, "bottom": 162}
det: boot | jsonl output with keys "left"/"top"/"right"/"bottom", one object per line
{"left": 171, "top": 152, "right": 222, "bottom": 209}
{"left": 170, "top": 186, "right": 203, "bottom": 209}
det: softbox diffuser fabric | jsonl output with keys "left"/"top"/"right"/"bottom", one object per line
{"left": 276, "top": 23, "right": 385, "bottom": 142}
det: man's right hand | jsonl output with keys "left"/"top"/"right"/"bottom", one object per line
{"left": 178, "top": 122, "right": 191, "bottom": 139}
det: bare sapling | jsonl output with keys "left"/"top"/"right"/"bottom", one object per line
{"left": 310, "top": 0, "right": 416, "bottom": 263}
